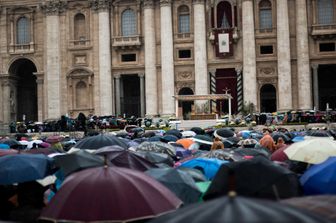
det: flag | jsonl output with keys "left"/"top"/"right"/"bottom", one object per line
{"left": 218, "top": 33, "right": 230, "bottom": 53}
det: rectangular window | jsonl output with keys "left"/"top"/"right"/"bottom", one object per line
{"left": 178, "top": 50, "right": 191, "bottom": 59}
{"left": 319, "top": 43, "right": 336, "bottom": 52}
{"left": 259, "top": 9, "right": 272, "bottom": 30}
{"left": 318, "top": 0, "right": 334, "bottom": 24}
{"left": 179, "top": 15, "right": 190, "bottom": 33}
{"left": 121, "top": 54, "right": 136, "bottom": 62}
{"left": 260, "top": 45, "right": 273, "bottom": 54}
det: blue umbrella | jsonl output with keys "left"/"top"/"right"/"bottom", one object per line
{"left": 0, "top": 154, "right": 54, "bottom": 185}
{"left": 292, "top": 136, "right": 305, "bottom": 143}
{"left": 178, "top": 158, "right": 228, "bottom": 180}
{"left": 0, "top": 144, "right": 10, "bottom": 150}
{"left": 300, "top": 157, "right": 336, "bottom": 195}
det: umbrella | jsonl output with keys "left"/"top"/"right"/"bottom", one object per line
{"left": 300, "top": 157, "right": 336, "bottom": 195}
{"left": 0, "top": 149, "right": 19, "bottom": 157}
{"left": 284, "top": 138, "right": 336, "bottom": 164}
{"left": 201, "top": 149, "right": 244, "bottom": 162}
{"left": 54, "top": 150, "right": 105, "bottom": 177}
{"left": 174, "top": 146, "right": 192, "bottom": 159}
{"left": 46, "top": 135, "right": 64, "bottom": 143}
{"left": 178, "top": 167, "right": 207, "bottom": 182}
{"left": 143, "top": 131, "right": 156, "bottom": 138}
{"left": 0, "top": 154, "right": 54, "bottom": 185}
{"left": 40, "top": 167, "right": 182, "bottom": 222}
{"left": 203, "top": 157, "right": 301, "bottom": 201}
{"left": 190, "top": 127, "right": 205, "bottom": 135}
{"left": 23, "top": 147, "right": 58, "bottom": 155}
{"left": 137, "top": 141, "right": 176, "bottom": 157}
{"left": 135, "top": 151, "right": 174, "bottom": 166}
{"left": 238, "top": 138, "right": 258, "bottom": 148}
{"left": 176, "top": 138, "right": 194, "bottom": 149}
{"left": 148, "top": 193, "right": 329, "bottom": 223}
{"left": 238, "top": 130, "right": 251, "bottom": 139}
{"left": 178, "top": 158, "right": 228, "bottom": 180}
{"left": 161, "top": 134, "right": 179, "bottom": 143}
{"left": 94, "top": 145, "right": 125, "bottom": 156}
{"left": 0, "top": 144, "right": 10, "bottom": 149}
{"left": 306, "top": 130, "right": 332, "bottom": 138}
{"left": 0, "top": 138, "right": 21, "bottom": 148}
{"left": 73, "top": 134, "right": 128, "bottom": 150}
{"left": 146, "top": 168, "right": 202, "bottom": 204}
{"left": 192, "top": 135, "right": 213, "bottom": 151}
{"left": 148, "top": 135, "right": 162, "bottom": 142}
{"left": 272, "top": 132, "right": 291, "bottom": 143}
{"left": 292, "top": 136, "right": 305, "bottom": 142}
{"left": 181, "top": 131, "right": 196, "bottom": 138}
{"left": 104, "top": 150, "right": 158, "bottom": 171}
{"left": 234, "top": 147, "right": 270, "bottom": 159}
{"left": 282, "top": 195, "right": 336, "bottom": 222}
{"left": 165, "top": 129, "right": 182, "bottom": 139}
{"left": 214, "top": 128, "right": 235, "bottom": 139}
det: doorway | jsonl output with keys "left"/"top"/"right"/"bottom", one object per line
{"left": 260, "top": 84, "right": 277, "bottom": 112}
{"left": 121, "top": 75, "right": 140, "bottom": 117}
{"left": 318, "top": 64, "right": 336, "bottom": 110}
{"left": 178, "top": 87, "right": 194, "bottom": 119}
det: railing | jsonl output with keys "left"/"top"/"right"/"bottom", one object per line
{"left": 175, "top": 33, "right": 193, "bottom": 39}
{"left": 9, "top": 43, "right": 35, "bottom": 54}
{"left": 112, "top": 35, "right": 141, "bottom": 48}
{"left": 311, "top": 24, "right": 336, "bottom": 36}
{"left": 68, "top": 39, "right": 91, "bottom": 49}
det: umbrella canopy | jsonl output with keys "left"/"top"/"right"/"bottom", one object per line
{"left": 192, "top": 135, "right": 213, "bottom": 151}
{"left": 176, "top": 138, "right": 194, "bottom": 149}
{"left": 0, "top": 138, "right": 21, "bottom": 148}
{"left": 234, "top": 147, "right": 270, "bottom": 159}
{"left": 0, "top": 143, "right": 10, "bottom": 149}
{"left": 204, "top": 157, "right": 301, "bottom": 200}
{"left": 46, "top": 135, "right": 64, "bottom": 143}
{"left": 137, "top": 141, "right": 176, "bottom": 157}
{"left": 214, "top": 128, "right": 235, "bottom": 139}
{"left": 73, "top": 134, "right": 128, "bottom": 150}
{"left": 300, "top": 157, "right": 336, "bottom": 195}
{"left": 202, "top": 149, "right": 244, "bottom": 162}
{"left": 0, "top": 148, "right": 19, "bottom": 157}
{"left": 165, "top": 129, "right": 182, "bottom": 139}
{"left": 178, "top": 167, "right": 207, "bottom": 182}
{"left": 94, "top": 145, "right": 125, "bottom": 156}
{"left": 104, "top": 150, "right": 158, "bottom": 171}
{"left": 272, "top": 132, "right": 291, "bottom": 143}
{"left": 282, "top": 195, "right": 336, "bottom": 222}
{"left": 306, "top": 130, "right": 332, "bottom": 138}
{"left": 284, "top": 138, "right": 336, "bottom": 164}
{"left": 181, "top": 130, "right": 196, "bottom": 138}
{"left": 238, "top": 138, "right": 258, "bottom": 148}
{"left": 23, "top": 147, "right": 58, "bottom": 155}
{"left": 40, "top": 167, "right": 182, "bottom": 222}
{"left": 161, "top": 134, "right": 179, "bottom": 143}
{"left": 238, "top": 130, "right": 251, "bottom": 139}
{"left": 149, "top": 193, "right": 329, "bottom": 223}
{"left": 190, "top": 127, "right": 205, "bottom": 135}
{"left": 0, "top": 154, "right": 54, "bottom": 185}
{"left": 179, "top": 158, "right": 228, "bottom": 180}
{"left": 54, "top": 150, "right": 105, "bottom": 177}
{"left": 146, "top": 168, "right": 202, "bottom": 204}
{"left": 135, "top": 151, "right": 174, "bottom": 166}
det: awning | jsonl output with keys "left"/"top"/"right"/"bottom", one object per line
{"left": 173, "top": 94, "right": 233, "bottom": 101}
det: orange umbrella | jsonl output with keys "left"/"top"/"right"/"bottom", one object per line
{"left": 176, "top": 139, "right": 194, "bottom": 149}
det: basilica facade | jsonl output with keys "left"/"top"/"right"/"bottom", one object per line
{"left": 0, "top": 0, "right": 335, "bottom": 123}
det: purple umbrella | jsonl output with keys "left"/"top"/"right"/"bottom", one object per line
{"left": 40, "top": 167, "right": 182, "bottom": 222}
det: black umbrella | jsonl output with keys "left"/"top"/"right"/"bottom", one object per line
{"left": 203, "top": 157, "right": 301, "bottom": 201}
{"left": 145, "top": 168, "right": 202, "bottom": 205}
{"left": 234, "top": 148, "right": 270, "bottom": 159}
{"left": 0, "top": 138, "right": 22, "bottom": 149}
{"left": 104, "top": 150, "right": 158, "bottom": 172}
{"left": 306, "top": 130, "right": 331, "bottom": 138}
{"left": 94, "top": 145, "right": 125, "bottom": 156}
{"left": 214, "top": 128, "right": 235, "bottom": 139}
{"left": 142, "top": 131, "right": 156, "bottom": 138}
{"left": 272, "top": 132, "right": 291, "bottom": 143}
{"left": 135, "top": 151, "right": 174, "bottom": 166}
{"left": 177, "top": 167, "right": 207, "bottom": 182}
{"left": 190, "top": 127, "right": 205, "bottom": 135}
{"left": 165, "top": 129, "right": 182, "bottom": 139}
{"left": 202, "top": 149, "right": 243, "bottom": 162}
{"left": 73, "top": 134, "right": 128, "bottom": 150}
{"left": 137, "top": 142, "right": 176, "bottom": 157}
{"left": 54, "top": 150, "right": 105, "bottom": 176}
{"left": 149, "top": 193, "right": 330, "bottom": 223}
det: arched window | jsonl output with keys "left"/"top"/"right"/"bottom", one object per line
{"left": 178, "top": 5, "right": 190, "bottom": 33}
{"left": 74, "top": 13, "right": 86, "bottom": 41}
{"left": 259, "top": 0, "right": 272, "bottom": 30}
{"left": 76, "top": 81, "right": 87, "bottom": 108}
{"left": 121, "top": 9, "right": 136, "bottom": 36}
{"left": 17, "top": 17, "right": 30, "bottom": 44}
{"left": 317, "top": 0, "right": 334, "bottom": 24}
{"left": 217, "top": 1, "right": 232, "bottom": 28}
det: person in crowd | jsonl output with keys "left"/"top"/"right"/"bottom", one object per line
{"left": 259, "top": 130, "right": 276, "bottom": 153}
{"left": 211, "top": 137, "right": 224, "bottom": 150}
{"left": 271, "top": 137, "right": 289, "bottom": 162}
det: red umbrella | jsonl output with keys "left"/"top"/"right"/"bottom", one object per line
{"left": 40, "top": 167, "right": 182, "bottom": 222}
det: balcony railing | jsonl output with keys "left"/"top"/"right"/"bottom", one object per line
{"left": 311, "top": 24, "right": 336, "bottom": 37}
{"left": 9, "top": 43, "right": 34, "bottom": 54}
{"left": 112, "top": 35, "right": 141, "bottom": 49}
{"left": 68, "top": 39, "right": 91, "bottom": 49}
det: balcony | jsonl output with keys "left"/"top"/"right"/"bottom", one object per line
{"left": 9, "top": 43, "right": 35, "bottom": 54}
{"left": 112, "top": 35, "right": 142, "bottom": 50}
{"left": 311, "top": 24, "right": 336, "bottom": 39}
{"left": 68, "top": 38, "right": 92, "bottom": 50}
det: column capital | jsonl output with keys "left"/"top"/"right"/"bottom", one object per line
{"left": 208, "top": 68, "right": 216, "bottom": 74}
{"left": 192, "top": 0, "right": 205, "bottom": 5}
{"left": 41, "top": 0, "right": 67, "bottom": 16}
{"left": 114, "top": 73, "right": 121, "bottom": 79}
{"left": 235, "top": 66, "right": 243, "bottom": 74}
{"left": 89, "top": 0, "right": 112, "bottom": 12}
{"left": 311, "top": 64, "right": 319, "bottom": 70}
{"left": 160, "top": 0, "right": 172, "bottom": 7}
{"left": 143, "top": 0, "right": 155, "bottom": 9}
{"left": 138, "top": 73, "right": 145, "bottom": 78}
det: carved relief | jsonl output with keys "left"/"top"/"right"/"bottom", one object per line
{"left": 143, "top": 0, "right": 155, "bottom": 9}
{"left": 41, "top": 0, "right": 68, "bottom": 15}
{"left": 74, "top": 55, "right": 87, "bottom": 65}
{"left": 89, "top": 0, "right": 112, "bottom": 11}
{"left": 177, "top": 71, "right": 193, "bottom": 80}
{"left": 160, "top": 0, "right": 172, "bottom": 7}
{"left": 259, "top": 67, "right": 275, "bottom": 76}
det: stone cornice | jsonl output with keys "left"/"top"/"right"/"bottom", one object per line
{"left": 89, "top": 0, "right": 112, "bottom": 12}
{"left": 160, "top": 0, "right": 172, "bottom": 7}
{"left": 41, "top": 0, "right": 68, "bottom": 16}
{"left": 192, "top": 0, "right": 205, "bottom": 5}
{"left": 143, "top": 0, "right": 155, "bottom": 9}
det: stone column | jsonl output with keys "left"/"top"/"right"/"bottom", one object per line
{"left": 312, "top": 64, "right": 319, "bottom": 110}
{"left": 296, "top": 0, "right": 312, "bottom": 110}
{"left": 1, "top": 75, "right": 11, "bottom": 124}
{"left": 160, "top": 0, "right": 175, "bottom": 115}
{"left": 144, "top": 0, "right": 158, "bottom": 116}
{"left": 242, "top": 0, "right": 257, "bottom": 108}
{"left": 33, "top": 72, "right": 44, "bottom": 122}
{"left": 92, "top": 0, "right": 113, "bottom": 116}
{"left": 42, "top": 1, "right": 66, "bottom": 119}
{"left": 193, "top": 0, "right": 208, "bottom": 98}
{"left": 139, "top": 73, "right": 145, "bottom": 117}
{"left": 277, "top": 0, "right": 292, "bottom": 111}
{"left": 114, "top": 74, "right": 121, "bottom": 116}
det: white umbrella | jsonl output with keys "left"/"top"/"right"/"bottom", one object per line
{"left": 284, "top": 138, "right": 336, "bottom": 164}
